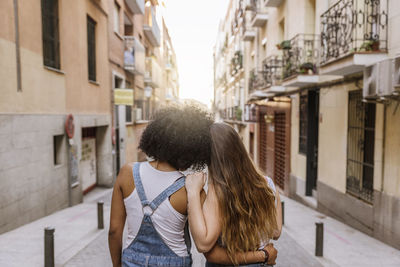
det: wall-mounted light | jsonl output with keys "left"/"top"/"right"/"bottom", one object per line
{"left": 264, "top": 114, "right": 274, "bottom": 124}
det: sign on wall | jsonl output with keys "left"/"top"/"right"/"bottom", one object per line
{"left": 114, "top": 88, "right": 134, "bottom": 106}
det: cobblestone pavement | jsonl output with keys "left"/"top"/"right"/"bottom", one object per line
{"left": 66, "top": 188, "right": 321, "bottom": 266}
{"left": 65, "top": 223, "right": 321, "bottom": 267}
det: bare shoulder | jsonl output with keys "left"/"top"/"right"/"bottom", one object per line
{"left": 117, "top": 163, "right": 135, "bottom": 198}
{"left": 170, "top": 186, "right": 188, "bottom": 215}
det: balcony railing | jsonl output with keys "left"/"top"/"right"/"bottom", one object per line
{"left": 249, "top": 68, "right": 269, "bottom": 93}
{"left": 281, "top": 34, "right": 320, "bottom": 80}
{"left": 144, "top": 6, "right": 160, "bottom": 47}
{"left": 244, "top": 104, "right": 258, "bottom": 122}
{"left": 262, "top": 55, "right": 283, "bottom": 86}
{"left": 250, "top": 0, "right": 268, "bottom": 27}
{"left": 320, "top": 0, "right": 388, "bottom": 65}
{"left": 242, "top": 16, "right": 256, "bottom": 41}
{"left": 124, "top": 36, "right": 145, "bottom": 75}
{"left": 230, "top": 51, "right": 243, "bottom": 76}
{"left": 144, "top": 57, "right": 162, "bottom": 88}
{"left": 221, "top": 106, "right": 242, "bottom": 121}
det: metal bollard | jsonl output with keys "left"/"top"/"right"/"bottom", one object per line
{"left": 44, "top": 227, "right": 55, "bottom": 267}
{"left": 281, "top": 201, "right": 285, "bottom": 225}
{"left": 315, "top": 222, "right": 324, "bottom": 257}
{"left": 97, "top": 201, "right": 104, "bottom": 229}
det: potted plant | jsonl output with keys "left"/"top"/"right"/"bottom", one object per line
{"left": 299, "top": 62, "right": 316, "bottom": 74}
{"left": 359, "top": 40, "right": 380, "bottom": 52}
{"left": 236, "top": 107, "right": 243, "bottom": 121}
{"left": 277, "top": 40, "right": 292, "bottom": 50}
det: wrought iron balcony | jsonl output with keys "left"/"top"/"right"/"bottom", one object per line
{"left": 124, "top": 36, "right": 145, "bottom": 75}
{"left": 262, "top": 55, "right": 283, "bottom": 87}
{"left": 250, "top": 0, "right": 268, "bottom": 27}
{"left": 244, "top": 104, "right": 258, "bottom": 122}
{"left": 249, "top": 68, "right": 269, "bottom": 93}
{"left": 222, "top": 106, "right": 242, "bottom": 121}
{"left": 320, "top": 0, "right": 388, "bottom": 66}
{"left": 242, "top": 19, "right": 256, "bottom": 41}
{"left": 125, "top": 0, "right": 144, "bottom": 14}
{"left": 230, "top": 51, "right": 243, "bottom": 76}
{"left": 143, "top": 6, "right": 160, "bottom": 47}
{"left": 281, "top": 34, "right": 320, "bottom": 80}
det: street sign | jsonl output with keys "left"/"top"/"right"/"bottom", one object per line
{"left": 114, "top": 88, "right": 134, "bottom": 105}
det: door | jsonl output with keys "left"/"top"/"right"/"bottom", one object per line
{"left": 274, "top": 112, "right": 287, "bottom": 190}
{"left": 305, "top": 90, "right": 319, "bottom": 196}
{"left": 258, "top": 106, "right": 268, "bottom": 173}
{"left": 81, "top": 127, "right": 97, "bottom": 194}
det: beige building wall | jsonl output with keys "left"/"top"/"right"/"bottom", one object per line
{"left": 0, "top": 0, "right": 113, "bottom": 234}
{"left": 290, "top": 94, "right": 307, "bottom": 183}
{"left": 318, "top": 83, "right": 384, "bottom": 193}
{"left": 383, "top": 103, "right": 400, "bottom": 197}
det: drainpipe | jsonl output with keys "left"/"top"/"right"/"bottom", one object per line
{"left": 13, "top": 0, "right": 22, "bottom": 92}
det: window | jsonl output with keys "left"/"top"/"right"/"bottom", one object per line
{"left": 41, "top": 0, "right": 60, "bottom": 69}
{"left": 87, "top": 16, "right": 96, "bottom": 81}
{"left": 114, "top": 2, "right": 120, "bottom": 34}
{"left": 299, "top": 92, "right": 308, "bottom": 154}
{"left": 53, "top": 134, "right": 64, "bottom": 165}
{"left": 346, "top": 90, "right": 376, "bottom": 203}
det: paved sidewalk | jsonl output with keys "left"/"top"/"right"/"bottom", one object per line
{"left": 280, "top": 195, "right": 400, "bottom": 267}
{"left": 1, "top": 187, "right": 399, "bottom": 267}
{"left": 0, "top": 188, "right": 112, "bottom": 267}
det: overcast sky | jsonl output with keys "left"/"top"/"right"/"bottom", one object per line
{"left": 162, "top": 0, "right": 228, "bottom": 107}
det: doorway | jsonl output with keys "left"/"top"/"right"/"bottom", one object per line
{"left": 305, "top": 90, "right": 319, "bottom": 196}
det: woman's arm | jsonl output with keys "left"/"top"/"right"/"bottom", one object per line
{"left": 186, "top": 173, "right": 221, "bottom": 253}
{"left": 108, "top": 165, "right": 130, "bottom": 267}
{"left": 204, "top": 243, "right": 278, "bottom": 265}
{"left": 273, "top": 190, "right": 282, "bottom": 240}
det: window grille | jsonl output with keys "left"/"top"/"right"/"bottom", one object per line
{"left": 346, "top": 90, "right": 375, "bottom": 203}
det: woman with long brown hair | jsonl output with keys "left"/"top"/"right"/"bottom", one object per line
{"left": 186, "top": 123, "right": 282, "bottom": 266}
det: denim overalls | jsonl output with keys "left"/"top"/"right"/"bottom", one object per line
{"left": 122, "top": 163, "right": 192, "bottom": 267}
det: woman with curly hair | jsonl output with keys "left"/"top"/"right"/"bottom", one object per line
{"left": 108, "top": 107, "right": 276, "bottom": 267}
{"left": 186, "top": 123, "right": 282, "bottom": 266}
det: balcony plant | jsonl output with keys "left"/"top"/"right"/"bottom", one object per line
{"left": 236, "top": 107, "right": 243, "bottom": 121}
{"left": 299, "top": 62, "right": 316, "bottom": 75}
{"left": 359, "top": 40, "right": 380, "bottom": 52}
{"left": 276, "top": 40, "right": 292, "bottom": 50}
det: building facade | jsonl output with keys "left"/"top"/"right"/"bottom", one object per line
{"left": 214, "top": 0, "right": 400, "bottom": 249}
{"left": 0, "top": 0, "right": 113, "bottom": 233}
{"left": 0, "top": 0, "right": 179, "bottom": 234}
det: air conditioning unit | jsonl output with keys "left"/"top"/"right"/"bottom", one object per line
{"left": 133, "top": 108, "right": 142, "bottom": 122}
{"left": 363, "top": 58, "right": 399, "bottom": 99}
{"left": 376, "top": 59, "right": 393, "bottom": 97}
{"left": 392, "top": 56, "right": 400, "bottom": 94}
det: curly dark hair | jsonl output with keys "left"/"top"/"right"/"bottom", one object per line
{"left": 138, "top": 105, "right": 214, "bottom": 171}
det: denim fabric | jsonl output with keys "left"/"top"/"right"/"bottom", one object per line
{"left": 122, "top": 163, "right": 192, "bottom": 267}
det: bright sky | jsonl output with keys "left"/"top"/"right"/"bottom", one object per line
{"left": 162, "top": 0, "right": 228, "bottom": 108}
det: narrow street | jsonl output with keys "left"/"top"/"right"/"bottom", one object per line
{"left": 65, "top": 189, "right": 322, "bottom": 267}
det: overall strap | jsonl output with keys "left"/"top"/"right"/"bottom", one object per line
{"left": 147, "top": 176, "right": 186, "bottom": 212}
{"left": 132, "top": 162, "right": 151, "bottom": 207}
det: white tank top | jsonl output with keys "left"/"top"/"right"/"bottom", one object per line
{"left": 123, "top": 161, "right": 189, "bottom": 256}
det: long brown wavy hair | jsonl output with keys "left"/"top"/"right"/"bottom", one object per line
{"left": 208, "top": 123, "right": 277, "bottom": 264}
